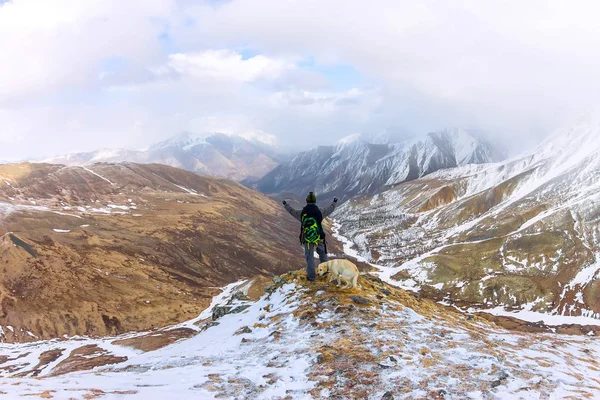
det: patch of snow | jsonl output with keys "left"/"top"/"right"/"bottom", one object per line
{"left": 52, "top": 229, "right": 71, "bottom": 233}
{"left": 53, "top": 211, "right": 83, "bottom": 219}
{"left": 80, "top": 166, "right": 115, "bottom": 186}
{"left": 108, "top": 204, "right": 129, "bottom": 210}
{"left": 173, "top": 183, "right": 208, "bottom": 198}
{"left": 568, "top": 258, "right": 600, "bottom": 288}
{"left": 476, "top": 306, "right": 600, "bottom": 327}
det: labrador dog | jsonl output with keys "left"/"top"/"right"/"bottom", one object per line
{"left": 316, "top": 259, "right": 360, "bottom": 289}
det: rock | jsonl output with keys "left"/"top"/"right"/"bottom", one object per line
{"left": 316, "top": 351, "right": 333, "bottom": 364}
{"left": 200, "top": 321, "right": 220, "bottom": 332}
{"left": 272, "top": 276, "right": 285, "bottom": 285}
{"left": 378, "top": 361, "right": 394, "bottom": 369}
{"left": 241, "top": 338, "right": 252, "bottom": 343}
{"left": 264, "top": 285, "right": 276, "bottom": 294}
{"left": 389, "top": 355, "right": 397, "bottom": 362}
{"left": 212, "top": 306, "right": 232, "bottom": 321}
{"left": 379, "top": 288, "right": 392, "bottom": 296}
{"left": 230, "top": 292, "right": 251, "bottom": 302}
{"left": 491, "top": 370, "right": 509, "bottom": 388}
{"left": 350, "top": 296, "right": 372, "bottom": 305}
{"left": 230, "top": 305, "right": 251, "bottom": 314}
{"left": 467, "top": 314, "right": 475, "bottom": 321}
{"left": 381, "top": 391, "right": 394, "bottom": 400}
{"left": 235, "top": 326, "right": 252, "bottom": 335}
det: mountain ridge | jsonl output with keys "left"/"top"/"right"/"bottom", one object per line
{"left": 41, "top": 132, "right": 286, "bottom": 181}
{"left": 332, "top": 115, "right": 600, "bottom": 322}
{"left": 251, "top": 128, "right": 506, "bottom": 203}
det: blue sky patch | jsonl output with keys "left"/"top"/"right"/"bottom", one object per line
{"left": 299, "top": 59, "right": 364, "bottom": 91}
{"left": 100, "top": 57, "right": 128, "bottom": 74}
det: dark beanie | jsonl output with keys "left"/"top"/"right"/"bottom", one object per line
{"left": 306, "top": 192, "right": 317, "bottom": 204}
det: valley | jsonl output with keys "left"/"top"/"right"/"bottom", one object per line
{"left": 333, "top": 115, "right": 600, "bottom": 324}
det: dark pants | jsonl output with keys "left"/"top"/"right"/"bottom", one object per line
{"left": 304, "top": 241, "right": 328, "bottom": 280}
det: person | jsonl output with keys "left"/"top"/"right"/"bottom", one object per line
{"left": 282, "top": 192, "right": 338, "bottom": 281}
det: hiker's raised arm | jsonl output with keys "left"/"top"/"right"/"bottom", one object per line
{"left": 322, "top": 197, "right": 338, "bottom": 219}
{"left": 282, "top": 200, "right": 302, "bottom": 222}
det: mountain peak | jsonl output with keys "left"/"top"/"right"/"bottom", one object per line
{"left": 254, "top": 127, "right": 506, "bottom": 202}
{"left": 336, "top": 133, "right": 362, "bottom": 145}
{"left": 40, "top": 132, "right": 283, "bottom": 181}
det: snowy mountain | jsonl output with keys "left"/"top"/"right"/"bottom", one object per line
{"left": 42, "top": 133, "right": 285, "bottom": 181}
{"left": 333, "top": 114, "right": 600, "bottom": 321}
{"left": 1, "top": 271, "right": 599, "bottom": 399}
{"left": 251, "top": 128, "right": 505, "bottom": 203}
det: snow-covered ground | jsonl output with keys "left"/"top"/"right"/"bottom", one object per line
{"left": 331, "top": 222, "right": 600, "bottom": 328}
{"left": 331, "top": 113, "right": 600, "bottom": 322}
{"left": 2, "top": 269, "right": 600, "bottom": 399}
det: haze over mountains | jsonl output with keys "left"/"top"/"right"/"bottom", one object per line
{"left": 42, "top": 133, "right": 286, "bottom": 181}
{"left": 252, "top": 128, "right": 506, "bottom": 203}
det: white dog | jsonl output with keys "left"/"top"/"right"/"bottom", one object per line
{"left": 316, "top": 259, "right": 360, "bottom": 289}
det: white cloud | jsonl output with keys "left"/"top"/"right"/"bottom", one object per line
{"left": 0, "top": 0, "right": 170, "bottom": 103}
{"left": 2, "top": 0, "right": 600, "bottom": 160}
{"left": 174, "top": 0, "right": 600, "bottom": 140}
{"left": 166, "top": 50, "right": 294, "bottom": 82}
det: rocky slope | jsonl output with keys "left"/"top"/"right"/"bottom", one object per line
{"left": 333, "top": 114, "right": 600, "bottom": 322}
{"left": 42, "top": 132, "right": 284, "bottom": 181}
{"left": 251, "top": 128, "right": 505, "bottom": 203}
{"left": 1, "top": 271, "right": 599, "bottom": 399}
{"left": 0, "top": 162, "right": 305, "bottom": 342}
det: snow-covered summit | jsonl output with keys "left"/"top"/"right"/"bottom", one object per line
{"left": 254, "top": 128, "right": 506, "bottom": 202}
{"left": 335, "top": 133, "right": 362, "bottom": 146}
{"left": 39, "top": 132, "right": 284, "bottom": 181}
{"left": 150, "top": 132, "right": 209, "bottom": 151}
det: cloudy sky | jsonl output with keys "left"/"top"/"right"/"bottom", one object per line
{"left": 1, "top": 0, "right": 600, "bottom": 161}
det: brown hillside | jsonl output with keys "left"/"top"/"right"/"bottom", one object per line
{"left": 0, "top": 162, "right": 304, "bottom": 342}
